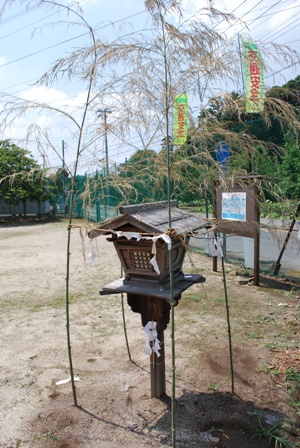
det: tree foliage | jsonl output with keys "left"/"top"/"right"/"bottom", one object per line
{"left": 0, "top": 140, "right": 49, "bottom": 205}
{"left": 278, "top": 133, "right": 300, "bottom": 199}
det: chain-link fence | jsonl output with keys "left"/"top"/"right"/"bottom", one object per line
{"left": 52, "top": 194, "right": 118, "bottom": 222}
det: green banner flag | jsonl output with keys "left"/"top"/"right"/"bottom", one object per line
{"left": 174, "top": 94, "right": 189, "bottom": 145}
{"left": 241, "top": 38, "right": 265, "bottom": 113}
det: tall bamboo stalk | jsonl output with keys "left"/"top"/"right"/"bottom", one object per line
{"left": 63, "top": 3, "right": 98, "bottom": 407}
{"left": 221, "top": 254, "right": 234, "bottom": 394}
{"left": 158, "top": 6, "right": 176, "bottom": 446}
{"left": 66, "top": 221, "right": 77, "bottom": 406}
{"left": 121, "top": 293, "right": 131, "bottom": 361}
{"left": 120, "top": 266, "right": 131, "bottom": 361}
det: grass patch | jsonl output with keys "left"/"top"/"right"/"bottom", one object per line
{"left": 189, "top": 295, "right": 204, "bottom": 302}
{"left": 286, "top": 368, "right": 300, "bottom": 383}
{"left": 251, "top": 411, "right": 296, "bottom": 447}
{"left": 211, "top": 296, "right": 226, "bottom": 303}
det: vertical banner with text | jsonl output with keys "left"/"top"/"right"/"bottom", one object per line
{"left": 241, "top": 38, "right": 265, "bottom": 113}
{"left": 174, "top": 94, "right": 189, "bottom": 145}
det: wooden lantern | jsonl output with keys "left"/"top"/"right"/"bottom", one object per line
{"left": 89, "top": 200, "right": 208, "bottom": 397}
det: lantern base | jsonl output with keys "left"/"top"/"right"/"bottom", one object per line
{"left": 100, "top": 273, "right": 205, "bottom": 304}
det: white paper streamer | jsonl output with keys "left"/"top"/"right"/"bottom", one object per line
{"left": 116, "top": 231, "right": 171, "bottom": 249}
{"left": 151, "top": 234, "right": 172, "bottom": 250}
{"left": 116, "top": 231, "right": 142, "bottom": 241}
{"left": 56, "top": 376, "right": 80, "bottom": 385}
{"left": 150, "top": 254, "right": 160, "bottom": 274}
{"left": 144, "top": 321, "right": 161, "bottom": 357}
{"left": 89, "top": 239, "right": 97, "bottom": 265}
{"left": 205, "top": 233, "right": 210, "bottom": 254}
{"left": 206, "top": 231, "right": 223, "bottom": 257}
{"left": 214, "top": 237, "right": 224, "bottom": 257}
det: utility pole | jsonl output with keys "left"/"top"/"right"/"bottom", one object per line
{"left": 97, "top": 108, "right": 112, "bottom": 219}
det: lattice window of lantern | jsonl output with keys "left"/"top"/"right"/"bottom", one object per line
{"left": 131, "top": 251, "right": 153, "bottom": 270}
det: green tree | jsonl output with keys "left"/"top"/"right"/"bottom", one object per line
{"left": 278, "top": 134, "right": 300, "bottom": 199}
{"left": 0, "top": 140, "right": 49, "bottom": 206}
{"left": 267, "top": 75, "right": 300, "bottom": 108}
{"left": 117, "top": 149, "right": 163, "bottom": 203}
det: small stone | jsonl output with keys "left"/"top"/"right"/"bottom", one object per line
{"left": 127, "top": 422, "right": 139, "bottom": 431}
{"left": 198, "top": 431, "right": 220, "bottom": 446}
{"left": 264, "top": 413, "right": 281, "bottom": 426}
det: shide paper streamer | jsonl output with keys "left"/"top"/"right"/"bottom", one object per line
{"left": 56, "top": 376, "right": 80, "bottom": 386}
{"left": 89, "top": 238, "right": 97, "bottom": 266}
{"left": 205, "top": 231, "right": 223, "bottom": 257}
{"left": 144, "top": 321, "right": 161, "bottom": 357}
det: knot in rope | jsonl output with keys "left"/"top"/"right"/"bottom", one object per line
{"left": 167, "top": 227, "right": 178, "bottom": 239}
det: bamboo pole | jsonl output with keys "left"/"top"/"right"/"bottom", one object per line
{"left": 66, "top": 222, "right": 77, "bottom": 407}
{"left": 221, "top": 254, "right": 235, "bottom": 394}
{"left": 63, "top": 4, "right": 98, "bottom": 408}
{"left": 158, "top": 5, "right": 176, "bottom": 445}
{"left": 121, "top": 263, "right": 131, "bottom": 361}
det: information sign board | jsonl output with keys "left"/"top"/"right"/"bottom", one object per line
{"left": 222, "top": 192, "right": 246, "bottom": 221}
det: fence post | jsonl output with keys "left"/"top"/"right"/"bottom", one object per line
{"left": 96, "top": 200, "right": 101, "bottom": 222}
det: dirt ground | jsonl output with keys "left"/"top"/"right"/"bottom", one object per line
{"left": 0, "top": 218, "right": 300, "bottom": 448}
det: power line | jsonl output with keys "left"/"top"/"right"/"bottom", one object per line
{"left": 0, "top": 4, "right": 39, "bottom": 25}
{"left": 0, "top": 9, "right": 146, "bottom": 70}
{"left": 265, "top": 60, "right": 299, "bottom": 79}
{"left": 0, "top": 31, "right": 88, "bottom": 68}
{"left": 0, "top": 10, "right": 58, "bottom": 40}
{"left": 245, "top": 0, "right": 284, "bottom": 28}
{"left": 267, "top": 16, "right": 300, "bottom": 41}
{"left": 256, "top": 7, "right": 300, "bottom": 41}
{"left": 210, "top": 0, "right": 248, "bottom": 31}
{"left": 253, "top": 1, "right": 300, "bottom": 29}
{"left": 219, "top": 0, "right": 267, "bottom": 35}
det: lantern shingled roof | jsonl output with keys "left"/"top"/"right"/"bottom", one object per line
{"left": 89, "top": 200, "right": 208, "bottom": 238}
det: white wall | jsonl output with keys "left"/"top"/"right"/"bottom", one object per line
{"left": 0, "top": 200, "right": 50, "bottom": 216}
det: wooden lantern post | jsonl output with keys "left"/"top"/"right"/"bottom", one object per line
{"left": 100, "top": 274, "right": 204, "bottom": 398}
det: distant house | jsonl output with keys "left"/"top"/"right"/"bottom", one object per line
{"left": 0, "top": 200, "right": 50, "bottom": 217}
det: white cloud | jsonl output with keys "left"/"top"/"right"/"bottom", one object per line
{"left": 21, "top": 86, "right": 68, "bottom": 104}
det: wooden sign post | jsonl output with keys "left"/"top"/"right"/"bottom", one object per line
{"left": 214, "top": 178, "right": 260, "bottom": 285}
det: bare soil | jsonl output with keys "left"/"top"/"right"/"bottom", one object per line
{"left": 0, "top": 219, "right": 299, "bottom": 448}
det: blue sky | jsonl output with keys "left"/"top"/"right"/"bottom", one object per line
{"left": 1, "top": 0, "right": 300, "bottom": 172}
